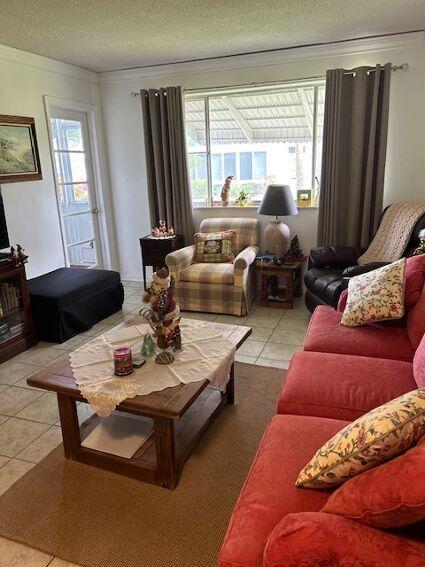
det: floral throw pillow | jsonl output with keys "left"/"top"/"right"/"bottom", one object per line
{"left": 194, "top": 230, "right": 235, "bottom": 263}
{"left": 340, "top": 258, "right": 406, "bottom": 327}
{"left": 296, "top": 389, "right": 425, "bottom": 489}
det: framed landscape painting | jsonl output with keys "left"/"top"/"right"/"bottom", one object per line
{"left": 0, "top": 115, "right": 42, "bottom": 183}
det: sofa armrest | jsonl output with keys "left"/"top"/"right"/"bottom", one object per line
{"left": 234, "top": 246, "right": 259, "bottom": 287}
{"left": 309, "top": 246, "right": 366, "bottom": 269}
{"left": 263, "top": 512, "right": 425, "bottom": 567}
{"left": 165, "top": 245, "right": 195, "bottom": 281}
{"left": 342, "top": 262, "right": 388, "bottom": 278}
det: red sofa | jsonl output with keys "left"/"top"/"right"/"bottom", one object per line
{"left": 220, "top": 256, "right": 425, "bottom": 567}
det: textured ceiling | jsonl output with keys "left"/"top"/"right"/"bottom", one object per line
{"left": 0, "top": 0, "right": 424, "bottom": 73}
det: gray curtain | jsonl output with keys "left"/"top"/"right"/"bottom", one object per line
{"left": 141, "top": 86, "right": 194, "bottom": 244}
{"left": 317, "top": 64, "right": 391, "bottom": 248}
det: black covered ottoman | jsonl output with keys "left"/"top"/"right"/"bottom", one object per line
{"left": 28, "top": 268, "right": 124, "bottom": 343}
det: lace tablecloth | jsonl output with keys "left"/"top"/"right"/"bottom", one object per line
{"left": 69, "top": 319, "right": 236, "bottom": 417}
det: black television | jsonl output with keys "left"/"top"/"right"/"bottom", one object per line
{"left": 0, "top": 189, "right": 10, "bottom": 251}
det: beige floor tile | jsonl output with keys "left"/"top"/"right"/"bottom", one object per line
{"left": 269, "top": 327, "right": 307, "bottom": 346}
{"left": 16, "top": 346, "right": 66, "bottom": 367}
{"left": 13, "top": 377, "right": 44, "bottom": 390}
{"left": 0, "top": 384, "right": 7, "bottom": 392}
{"left": 236, "top": 339, "right": 266, "bottom": 357}
{"left": 280, "top": 310, "right": 311, "bottom": 323}
{"left": 0, "top": 455, "right": 9, "bottom": 468}
{"left": 0, "top": 387, "right": 43, "bottom": 417}
{"left": 77, "top": 403, "right": 96, "bottom": 424}
{"left": 16, "top": 426, "right": 63, "bottom": 464}
{"left": 51, "top": 335, "right": 88, "bottom": 351}
{"left": 276, "top": 316, "right": 310, "bottom": 331}
{"left": 215, "top": 314, "right": 248, "bottom": 325}
{"left": 0, "top": 415, "right": 8, "bottom": 426}
{"left": 0, "top": 460, "right": 35, "bottom": 497}
{"left": 49, "top": 558, "right": 83, "bottom": 567}
{"left": 255, "top": 357, "right": 290, "bottom": 370}
{"left": 244, "top": 316, "right": 281, "bottom": 329}
{"left": 16, "top": 392, "right": 59, "bottom": 424}
{"left": 249, "top": 306, "right": 284, "bottom": 320}
{"left": 0, "top": 362, "right": 41, "bottom": 386}
{"left": 123, "top": 294, "right": 144, "bottom": 306}
{"left": 249, "top": 327, "right": 274, "bottom": 341}
{"left": 260, "top": 342, "right": 301, "bottom": 362}
{"left": 0, "top": 537, "right": 52, "bottom": 566}
{"left": 235, "top": 354, "right": 257, "bottom": 365}
{"left": 0, "top": 418, "right": 50, "bottom": 458}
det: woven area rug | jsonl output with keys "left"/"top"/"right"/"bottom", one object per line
{"left": 0, "top": 362, "right": 284, "bottom": 567}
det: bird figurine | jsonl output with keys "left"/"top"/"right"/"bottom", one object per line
{"left": 221, "top": 175, "right": 233, "bottom": 207}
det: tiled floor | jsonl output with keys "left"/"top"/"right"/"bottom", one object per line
{"left": 0, "top": 280, "right": 311, "bottom": 566}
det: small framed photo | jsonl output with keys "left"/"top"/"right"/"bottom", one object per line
{"left": 297, "top": 189, "right": 312, "bottom": 207}
{"left": 0, "top": 115, "right": 42, "bottom": 183}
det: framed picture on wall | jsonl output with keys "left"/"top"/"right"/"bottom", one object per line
{"left": 0, "top": 115, "right": 42, "bottom": 183}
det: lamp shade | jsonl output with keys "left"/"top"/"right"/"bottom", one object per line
{"left": 257, "top": 184, "right": 298, "bottom": 217}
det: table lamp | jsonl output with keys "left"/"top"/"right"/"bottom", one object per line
{"left": 257, "top": 184, "right": 298, "bottom": 257}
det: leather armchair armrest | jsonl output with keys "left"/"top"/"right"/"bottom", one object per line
{"left": 309, "top": 246, "right": 366, "bottom": 269}
{"left": 342, "top": 262, "right": 388, "bottom": 278}
{"left": 165, "top": 245, "right": 195, "bottom": 282}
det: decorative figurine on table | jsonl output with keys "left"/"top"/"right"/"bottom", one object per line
{"left": 150, "top": 220, "right": 176, "bottom": 239}
{"left": 413, "top": 229, "right": 425, "bottom": 256}
{"left": 141, "top": 332, "right": 156, "bottom": 357}
{"left": 9, "top": 244, "right": 28, "bottom": 266}
{"left": 283, "top": 235, "right": 303, "bottom": 265}
{"left": 141, "top": 267, "right": 182, "bottom": 364}
{"left": 220, "top": 175, "right": 233, "bottom": 207}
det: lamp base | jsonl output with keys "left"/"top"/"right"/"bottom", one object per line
{"left": 264, "top": 220, "right": 290, "bottom": 257}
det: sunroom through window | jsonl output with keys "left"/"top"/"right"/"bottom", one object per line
{"left": 184, "top": 80, "right": 325, "bottom": 207}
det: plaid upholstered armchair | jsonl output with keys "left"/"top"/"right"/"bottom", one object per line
{"left": 166, "top": 218, "right": 259, "bottom": 316}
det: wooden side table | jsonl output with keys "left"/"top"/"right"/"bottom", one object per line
{"left": 255, "top": 257, "right": 306, "bottom": 309}
{"left": 140, "top": 235, "right": 184, "bottom": 289}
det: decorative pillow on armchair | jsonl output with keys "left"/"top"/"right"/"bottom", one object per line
{"left": 296, "top": 389, "right": 425, "bottom": 489}
{"left": 340, "top": 258, "right": 406, "bottom": 327}
{"left": 194, "top": 230, "right": 235, "bottom": 263}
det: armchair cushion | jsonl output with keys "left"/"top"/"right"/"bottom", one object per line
{"left": 194, "top": 230, "right": 235, "bottom": 263}
{"left": 179, "top": 263, "right": 234, "bottom": 285}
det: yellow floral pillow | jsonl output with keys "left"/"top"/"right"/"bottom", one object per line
{"left": 340, "top": 258, "right": 406, "bottom": 327}
{"left": 296, "top": 389, "right": 425, "bottom": 489}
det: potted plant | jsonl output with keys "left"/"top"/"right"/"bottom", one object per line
{"left": 235, "top": 188, "right": 251, "bottom": 207}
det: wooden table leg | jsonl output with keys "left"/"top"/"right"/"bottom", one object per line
{"left": 286, "top": 270, "right": 293, "bottom": 308}
{"left": 57, "top": 394, "right": 81, "bottom": 460}
{"left": 227, "top": 363, "right": 235, "bottom": 405}
{"left": 154, "top": 416, "right": 178, "bottom": 489}
{"left": 294, "top": 265, "right": 303, "bottom": 297}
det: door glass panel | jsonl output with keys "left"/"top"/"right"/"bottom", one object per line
{"left": 68, "top": 240, "right": 96, "bottom": 268}
{"left": 58, "top": 183, "right": 90, "bottom": 214}
{"left": 64, "top": 213, "right": 94, "bottom": 245}
{"left": 55, "top": 152, "right": 87, "bottom": 184}
{"left": 51, "top": 118, "right": 84, "bottom": 151}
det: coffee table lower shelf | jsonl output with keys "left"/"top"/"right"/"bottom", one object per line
{"left": 57, "top": 383, "right": 231, "bottom": 490}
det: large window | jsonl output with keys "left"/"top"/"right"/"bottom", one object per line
{"left": 185, "top": 81, "right": 325, "bottom": 206}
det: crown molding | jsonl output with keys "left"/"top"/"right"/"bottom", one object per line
{"left": 99, "top": 31, "right": 424, "bottom": 84}
{"left": 0, "top": 43, "right": 98, "bottom": 84}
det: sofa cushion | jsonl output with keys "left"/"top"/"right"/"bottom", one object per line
{"left": 296, "top": 389, "right": 425, "bottom": 489}
{"left": 322, "top": 437, "right": 425, "bottom": 528}
{"left": 304, "top": 305, "right": 414, "bottom": 362}
{"left": 263, "top": 511, "right": 425, "bottom": 567}
{"left": 413, "top": 334, "right": 425, "bottom": 388}
{"left": 219, "top": 414, "right": 347, "bottom": 567}
{"left": 340, "top": 258, "right": 406, "bottom": 327}
{"left": 179, "top": 263, "right": 234, "bottom": 285}
{"left": 277, "top": 351, "right": 415, "bottom": 422}
{"left": 407, "top": 286, "right": 425, "bottom": 350}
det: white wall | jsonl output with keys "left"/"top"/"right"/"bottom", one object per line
{"left": 0, "top": 45, "right": 117, "bottom": 278}
{"left": 99, "top": 31, "right": 425, "bottom": 282}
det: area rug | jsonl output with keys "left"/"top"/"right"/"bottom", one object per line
{"left": 0, "top": 362, "right": 285, "bottom": 567}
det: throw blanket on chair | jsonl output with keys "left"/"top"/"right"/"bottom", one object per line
{"left": 358, "top": 201, "right": 425, "bottom": 264}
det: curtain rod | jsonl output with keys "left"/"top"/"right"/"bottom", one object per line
{"left": 130, "top": 63, "right": 408, "bottom": 97}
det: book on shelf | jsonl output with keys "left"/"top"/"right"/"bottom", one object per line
{"left": 0, "top": 282, "right": 21, "bottom": 315}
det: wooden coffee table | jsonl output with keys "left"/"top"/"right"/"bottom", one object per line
{"left": 27, "top": 320, "right": 251, "bottom": 489}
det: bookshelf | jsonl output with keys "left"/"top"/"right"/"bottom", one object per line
{"left": 0, "top": 259, "right": 37, "bottom": 363}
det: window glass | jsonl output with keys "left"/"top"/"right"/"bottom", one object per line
{"left": 224, "top": 153, "right": 236, "bottom": 178}
{"left": 253, "top": 152, "right": 266, "bottom": 179}
{"left": 239, "top": 152, "right": 252, "bottom": 180}
{"left": 212, "top": 154, "right": 223, "bottom": 181}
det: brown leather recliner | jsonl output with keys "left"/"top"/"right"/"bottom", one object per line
{"left": 304, "top": 212, "right": 425, "bottom": 313}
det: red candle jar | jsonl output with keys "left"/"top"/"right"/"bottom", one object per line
{"left": 113, "top": 346, "right": 133, "bottom": 377}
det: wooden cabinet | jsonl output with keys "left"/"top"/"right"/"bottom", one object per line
{"left": 139, "top": 235, "right": 184, "bottom": 289}
{"left": 0, "top": 259, "right": 37, "bottom": 363}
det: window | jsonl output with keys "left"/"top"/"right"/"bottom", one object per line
{"left": 185, "top": 81, "right": 325, "bottom": 206}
